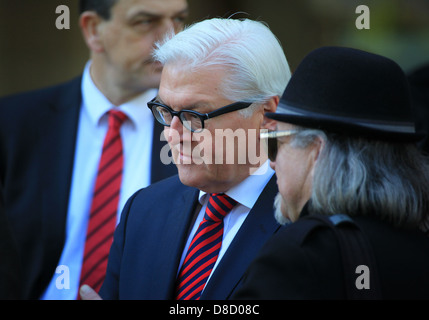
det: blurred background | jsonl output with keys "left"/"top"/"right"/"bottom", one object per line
{"left": 1, "top": 0, "right": 428, "bottom": 97}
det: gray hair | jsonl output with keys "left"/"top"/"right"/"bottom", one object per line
{"left": 290, "top": 127, "right": 429, "bottom": 232}
{"left": 153, "top": 18, "right": 291, "bottom": 117}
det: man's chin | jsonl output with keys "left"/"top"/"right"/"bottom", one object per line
{"left": 177, "top": 167, "right": 203, "bottom": 189}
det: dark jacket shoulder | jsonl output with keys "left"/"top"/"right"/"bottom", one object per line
{"left": 117, "top": 174, "right": 197, "bottom": 226}
{"left": 235, "top": 214, "right": 429, "bottom": 300}
{"left": 0, "top": 76, "right": 82, "bottom": 133}
{"left": 0, "top": 76, "right": 82, "bottom": 107}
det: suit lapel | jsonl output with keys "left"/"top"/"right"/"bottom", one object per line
{"left": 150, "top": 185, "right": 199, "bottom": 299}
{"left": 201, "top": 176, "right": 280, "bottom": 299}
{"left": 41, "top": 77, "right": 82, "bottom": 270}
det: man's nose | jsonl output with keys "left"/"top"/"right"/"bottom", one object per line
{"left": 166, "top": 116, "right": 183, "bottom": 144}
{"left": 170, "top": 116, "right": 183, "bottom": 131}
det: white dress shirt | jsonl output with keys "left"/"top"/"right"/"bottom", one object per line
{"left": 177, "top": 161, "right": 275, "bottom": 290}
{"left": 41, "top": 62, "right": 157, "bottom": 299}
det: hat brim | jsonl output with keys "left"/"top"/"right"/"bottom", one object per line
{"left": 266, "top": 101, "right": 424, "bottom": 143}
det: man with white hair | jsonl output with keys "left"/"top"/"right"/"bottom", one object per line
{"left": 80, "top": 17, "right": 291, "bottom": 300}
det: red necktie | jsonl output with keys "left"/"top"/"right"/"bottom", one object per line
{"left": 176, "top": 193, "right": 238, "bottom": 300}
{"left": 79, "top": 109, "right": 127, "bottom": 296}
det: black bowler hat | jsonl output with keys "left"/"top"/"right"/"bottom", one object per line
{"left": 266, "top": 46, "right": 422, "bottom": 142}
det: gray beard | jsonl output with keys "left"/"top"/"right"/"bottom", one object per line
{"left": 273, "top": 193, "right": 291, "bottom": 226}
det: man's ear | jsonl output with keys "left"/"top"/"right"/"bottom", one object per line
{"left": 79, "top": 11, "right": 105, "bottom": 53}
{"left": 313, "top": 135, "right": 325, "bottom": 162}
{"left": 261, "top": 95, "right": 279, "bottom": 130}
{"left": 309, "top": 135, "right": 325, "bottom": 178}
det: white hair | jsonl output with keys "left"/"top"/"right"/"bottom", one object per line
{"left": 289, "top": 127, "right": 429, "bottom": 233}
{"left": 153, "top": 18, "right": 291, "bottom": 116}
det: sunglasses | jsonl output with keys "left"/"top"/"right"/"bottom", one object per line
{"left": 260, "top": 130, "right": 299, "bottom": 161}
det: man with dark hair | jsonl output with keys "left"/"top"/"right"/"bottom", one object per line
{"left": 0, "top": 0, "right": 188, "bottom": 299}
{"left": 79, "top": 0, "right": 118, "bottom": 19}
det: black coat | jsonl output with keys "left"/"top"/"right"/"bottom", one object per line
{"left": 233, "top": 210, "right": 429, "bottom": 300}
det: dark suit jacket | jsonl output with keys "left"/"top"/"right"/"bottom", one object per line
{"left": 99, "top": 174, "right": 280, "bottom": 300}
{"left": 0, "top": 77, "right": 177, "bottom": 299}
{"left": 233, "top": 212, "right": 429, "bottom": 300}
{"left": 0, "top": 197, "right": 22, "bottom": 299}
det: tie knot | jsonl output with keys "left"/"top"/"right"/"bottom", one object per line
{"left": 108, "top": 109, "right": 127, "bottom": 129}
{"left": 204, "top": 193, "right": 238, "bottom": 223}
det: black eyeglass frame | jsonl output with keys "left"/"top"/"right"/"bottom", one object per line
{"left": 147, "top": 98, "right": 253, "bottom": 133}
{"left": 260, "top": 130, "right": 299, "bottom": 161}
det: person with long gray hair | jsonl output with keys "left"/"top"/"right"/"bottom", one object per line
{"left": 233, "top": 46, "right": 429, "bottom": 300}
{"left": 273, "top": 128, "right": 429, "bottom": 233}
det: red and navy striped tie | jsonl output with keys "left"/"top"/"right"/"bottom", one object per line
{"left": 176, "top": 193, "right": 238, "bottom": 300}
{"left": 78, "top": 109, "right": 127, "bottom": 297}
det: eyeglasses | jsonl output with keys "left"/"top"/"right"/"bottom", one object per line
{"left": 260, "top": 130, "right": 299, "bottom": 161}
{"left": 147, "top": 98, "right": 253, "bottom": 133}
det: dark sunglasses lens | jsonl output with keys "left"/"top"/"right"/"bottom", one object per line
{"left": 268, "top": 138, "right": 277, "bottom": 162}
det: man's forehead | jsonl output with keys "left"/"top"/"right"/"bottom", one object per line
{"left": 114, "top": 0, "right": 188, "bottom": 18}
{"left": 156, "top": 93, "right": 213, "bottom": 111}
{"left": 158, "top": 64, "right": 230, "bottom": 111}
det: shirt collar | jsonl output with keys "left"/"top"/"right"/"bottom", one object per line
{"left": 198, "top": 161, "right": 275, "bottom": 209}
{"left": 81, "top": 61, "right": 157, "bottom": 128}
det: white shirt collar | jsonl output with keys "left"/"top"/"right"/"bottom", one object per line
{"left": 198, "top": 161, "right": 274, "bottom": 209}
{"left": 81, "top": 61, "right": 157, "bottom": 128}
